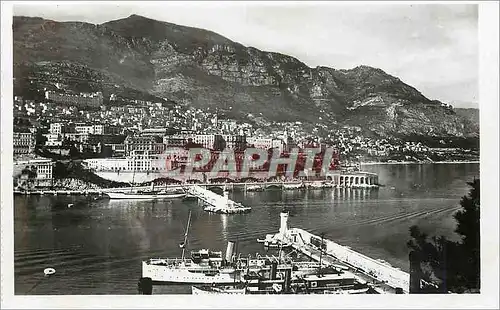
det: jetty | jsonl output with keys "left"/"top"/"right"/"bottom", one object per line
{"left": 186, "top": 185, "right": 251, "bottom": 214}
{"left": 261, "top": 212, "right": 409, "bottom": 294}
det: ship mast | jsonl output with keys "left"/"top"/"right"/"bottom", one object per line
{"left": 181, "top": 211, "right": 192, "bottom": 261}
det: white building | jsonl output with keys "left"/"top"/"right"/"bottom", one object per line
{"left": 192, "top": 134, "right": 215, "bottom": 149}
{"left": 218, "top": 119, "right": 237, "bottom": 133}
{"left": 49, "top": 123, "right": 63, "bottom": 135}
{"left": 13, "top": 131, "right": 34, "bottom": 155}
{"left": 74, "top": 123, "right": 104, "bottom": 135}
{"left": 272, "top": 139, "right": 285, "bottom": 153}
{"left": 83, "top": 152, "right": 171, "bottom": 172}
{"left": 44, "top": 134, "right": 63, "bottom": 147}
{"left": 171, "top": 134, "right": 216, "bottom": 149}
{"left": 246, "top": 137, "right": 273, "bottom": 150}
{"left": 93, "top": 124, "right": 104, "bottom": 135}
{"left": 63, "top": 133, "right": 89, "bottom": 144}
{"left": 15, "top": 159, "right": 53, "bottom": 180}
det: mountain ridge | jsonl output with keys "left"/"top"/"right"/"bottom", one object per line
{"left": 13, "top": 14, "right": 479, "bottom": 138}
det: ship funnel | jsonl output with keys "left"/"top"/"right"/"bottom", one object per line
{"left": 270, "top": 261, "right": 278, "bottom": 280}
{"left": 279, "top": 212, "right": 289, "bottom": 236}
{"left": 225, "top": 241, "right": 235, "bottom": 263}
{"left": 284, "top": 268, "right": 292, "bottom": 293}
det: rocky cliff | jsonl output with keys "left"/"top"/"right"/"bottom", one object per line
{"left": 13, "top": 14, "right": 479, "bottom": 138}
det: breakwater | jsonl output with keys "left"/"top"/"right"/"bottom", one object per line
{"left": 270, "top": 213, "right": 410, "bottom": 293}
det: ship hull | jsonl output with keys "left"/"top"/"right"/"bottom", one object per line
{"left": 142, "top": 262, "right": 240, "bottom": 284}
{"left": 106, "top": 192, "right": 186, "bottom": 200}
{"left": 192, "top": 286, "right": 246, "bottom": 295}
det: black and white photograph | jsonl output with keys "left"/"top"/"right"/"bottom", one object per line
{"left": 1, "top": 1, "right": 498, "bottom": 308}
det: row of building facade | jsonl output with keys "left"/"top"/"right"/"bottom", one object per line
{"left": 44, "top": 91, "right": 104, "bottom": 108}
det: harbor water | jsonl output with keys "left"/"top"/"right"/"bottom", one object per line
{"left": 14, "top": 163, "right": 479, "bottom": 295}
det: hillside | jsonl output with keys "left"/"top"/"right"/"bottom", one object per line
{"left": 13, "top": 14, "right": 479, "bottom": 138}
{"left": 454, "top": 108, "right": 479, "bottom": 131}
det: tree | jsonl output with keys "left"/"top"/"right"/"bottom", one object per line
{"left": 407, "top": 179, "right": 480, "bottom": 293}
{"left": 35, "top": 131, "right": 47, "bottom": 148}
{"left": 53, "top": 161, "right": 68, "bottom": 179}
{"left": 62, "top": 138, "right": 74, "bottom": 148}
{"left": 69, "top": 145, "right": 80, "bottom": 159}
{"left": 213, "top": 135, "right": 227, "bottom": 151}
{"left": 453, "top": 178, "right": 480, "bottom": 290}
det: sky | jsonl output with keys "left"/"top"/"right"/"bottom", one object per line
{"left": 13, "top": 2, "right": 479, "bottom": 108}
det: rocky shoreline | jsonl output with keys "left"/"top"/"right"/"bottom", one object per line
{"left": 15, "top": 178, "right": 103, "bottom": 192}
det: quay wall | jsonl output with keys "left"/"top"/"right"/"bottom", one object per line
{"left": 94, "top": 170, "right": 378, "bottom": 186}
{"left": 290, "top": 228, "right": 410, "bottom": 292}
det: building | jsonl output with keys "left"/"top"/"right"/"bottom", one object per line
{"left": 74, "top": 123, "right": 104, "bottom": 135}
{"left": 93, "top": 124, "right": 104, "bottom": 135}
{"left": 104, "top": 125, "right": 122, "bottom": 135}
{"left": 246, "top": 137, "right": 274, "bottom": 150}
{"left": 86, "top": 134, "right": 127, "bottom": 155}
{"left": 140, "top": 128, "right": 169, "bottom": 137}
{"left": 164, "top": 135, "right": 187, "bottom": 148}
{"left": 221, "top": 134, "right": 247, "bottom": 150}
{"left": 16, "top": 159, "right": 53, "bottom": 180}
{"left": 13, "top": 127, "right": 34, "bottom": 155}
{"left": 44, "top": 133, "right": 63, "bottom": 147}
{"left": 49, "top": 123, "right": 63, "bottom": 135}
{"left": 124, "top": 136, "right": 165, "bottom": 155}
{"left": 62, "top": 132, "right": 89, "bottom": 144}
{"left": 45, "top": 91, "right": 103, "bottom": 108}
{"left": 218, "top": 119, "right": 238, "bottom": 133}
{"left": 83, "top": 151, "right": 170, "bottom": 172}
{"left": 191, "top": 134, "right": 216, "bottom": 149}
{"left": 272, "top": 139, "right": 285, "bottom": 153}
{"left": 166, "top": 134, "right": 216, "bottom": 149}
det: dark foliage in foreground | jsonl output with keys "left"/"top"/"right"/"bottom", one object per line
{"left": 408, "top": 179, "right": 480, "bottom": 293}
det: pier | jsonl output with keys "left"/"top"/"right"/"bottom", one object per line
{"left": 185, "top": 185, "right": 251, "bottom": 213}
{"left": 266, "top": 213, "right": 409, "bottom": 294}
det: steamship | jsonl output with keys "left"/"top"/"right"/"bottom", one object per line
{"left": 142, "top": 211, "right": 244, "bottom": 284}
{"left": 191, "top": 271, "right": 370, "bottom": 295}
{"left": 142, "top": 245, "right": 328, "bottom": 285}
{"left": 142, "top": 213, "right": 323, "bottom": 284}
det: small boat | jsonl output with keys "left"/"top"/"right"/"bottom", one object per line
{"left": 191, "top": 269, "right": 371, "bottom": 295}
{"left": 245, "top": 184, "right": 264, "bottom": 192}
{"left": 307, "top": 181, "right": 325, "bottom": 189}
{"left": 183, "top": 194, "right": 198, "bottom": 201}
{"left": 257, "top": 234, "right": 292, "bottom": 248}
{"left": 202, "top": 190, "right": 251, "bottom": 214}
{"left": 67, "top": 203, "right": 74, "bottom": 208}
{"left": 44, "top": 268, "right": 56, "bottom": 276}
{"left": 282, "top": 182, "right": 304, "bottom": 190}
{"left": 203, "top": 204, "right": 252, "bottom": 214}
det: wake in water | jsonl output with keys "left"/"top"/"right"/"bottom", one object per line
{"left": 308, "top": 206, "right": 460, "bottom": 235}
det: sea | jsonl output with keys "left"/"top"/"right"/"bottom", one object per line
{"left": 13, "top": 163, "right": 479, "bottom": 295}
